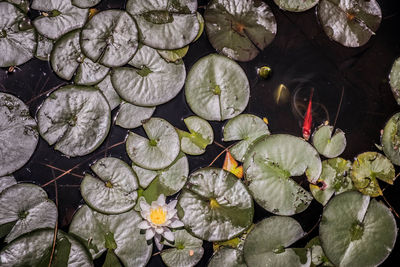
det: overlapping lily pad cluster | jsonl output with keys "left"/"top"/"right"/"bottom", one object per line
{"left": 0, "top": 0, "right": 399, "bottom": 267}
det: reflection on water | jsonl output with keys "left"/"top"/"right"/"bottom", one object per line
{"left": 274, "top": 84, "right": 290, "bottom": 105}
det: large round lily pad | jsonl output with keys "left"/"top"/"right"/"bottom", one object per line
{"left": 69, "top": 205, "right": 152, "bottom": 266}
{"left": 81, "top": 157, "right": 139, "bottom": 214}
{"left": 94, "top": 74, "right": 121, "bottom": 110}
{"left": 0, "top": 2, "right": 36, "bottom": 67}
{"left": 116, "top": 102, "right": 155, "bottom": 129}
{"left": 176, "top": 116, "right": 214, "bottom": 155}
{"left": 317, "top": 0, "right": 382, "bottom": 47}
{"left": 310, "top": 158, "right": 354, "bottom": 206}
{"left": 0, "top": 93, "right": 38, "bottom": 177}
{"left": 72, "top": 0, "right": 101, "bottom": 8}
{"left": 208, "top": 247, "right": 247, "bottom": 267}
{"left": 80, "top": 9, "right": 139, "bottom": 67}
{"left": 177, "top": 167, "right": 254, "bottom": 242}
{"left": 243, "top": 216, "right": 310, "bottom": 267}
{"left": 0, "top": 175, "right": 16, "bottom": 194}
{"left": 389, "top": 57, "right": 400, "bottom": 105}
{"left": 112, "top": 45, "right": 186, "bottom": 106}
{"left": 0, "top": 229, "right": 93, "bottom": 266}
{"left": 312, "top": 125, "right": 346, "bottom": 158}
{"left": 161, "top": 229, "right": 204, "bottom": 267}
{"left": 185, "top": 54, "right": 250, "bottom": 121}
{"left": 244, "top": 134, "right": 321, "bottom": 215}
{"left": 51, "top": 29, "right": 109, "bottom": 85}
{"left": 350, "top": 152, "right": 395, "bottom": 197}
{"left": 126, "top": 0, "right": 199, "bottom": 50}
{"left": 319, "top": 191, "right": 397, "bottom": 267}
{"left": 126, "top": 117, "right": 180, "bottom": 170}
{"left": 381, "top": 112, "right": 400, "bottom": 165}
{"left": 223, "top": 114, "right": 270, "bottom": 162}
{"left": 0, "top": 183, "right": 57, "bottom": 243}
{"left": 32, "top": 0, "right": 88, "bottom": 40}
{"left": 205, "top": 0, "right": 277, "bottom": 62}
{"left": 274, "top": 0, "right": 319, "bottom": 12}
{"left": 37, "top": 85, "right": 111, "bottom": 157}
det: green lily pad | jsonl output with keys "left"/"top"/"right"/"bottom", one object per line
{"left": 161, "top": 229, "right": 204, "bottom": 267}
{"left": 126, "top": 117, "right": 180, "bottom": 170}
{"left": 51, "top": 29, "right": 109, "bottom": 85}
{"left": 350, "top": 152, "right": 395, "bottom": 197}
{"left": 223, "top": 114, "right": 270, "bottom": 162}
{"left": 310, "top": 158, "right": 354, "bottom": 206}
{"left": 3, "top": 0, "right": 30, "bottom": 13}
{"left": 0, "top": 175, "right": 16, "bottom": 194}
{"left": 0, "top": 183, "right": 57, "bottom": 243}
{"left": 243, "top": 216, "right": 310, "bottom": 267}
{"left": 116, "top": 102, "right": 155, "bottom": 129}
{"left": 158, "top": 46, "right": 189, "bottom": 63}
{"left": 185, "top": 54, "right": 250, "bottom": 121}
{"left": 94, "top": 74, "right": 121, "bottom": 110}
{"left": 319, "top": 191, "right": 397, "bottom": 267}
{"left": 317, "top": 0, "right": 382, "bottom": 47}
{"left": 112, "top": 45, "right": 186, "bottom": 106}
{"left": 204, "top": 0, "right": 277, "bottom": 62}
{"left": 274, "top": 0, "right": 319, "bottom": 12}
{"left": 0, "top": 229, "right": 93, "bottom": 266}
{"left": 35, "top": 34, "right": 53, "bottom": 61}
{"left": 305, "top": 237, "right": 334, "bottom": 267}
{"left": 69, "top": 205, "right": 152, "bottom": 266}
{"left": 37, "top": 85, "right": 111, "bottom": 157}
{"left": 80, "top": 9, "right": 139, "bottom": 67}
{"left": 139, "top": 153, "right": 189, "bottom": 203}
{"left": 72, "top": 0, "right": 101, "bottom": 8}
{"left": 177, "top": 167, "right": 254, "bottom": 242}
{"left": 389, "top": 57, "right": 400, "bottom": 105}
{"left": 381, "top": 112, "right": 400, "bottom": 165}
{"left": 0, "top": 2, "right": 36, "bottom": 67}
{"left": 126, "top": 0, "right": 199, "bottom": 50}
{"left": 312, "top": 125, "right": 346, "bottom": 158}
{"left": 81, "top": 157, "right": 139, "bottom": 214}
{"left": 0, "top": 93, "right": 38, "bottom": 177}
{"left": 32, "top": 0, "right": 89, "bottom": 40}
{"left": 208, "top": 247, "right": 247, "bottom": 267}
{"left": 177, "top": 116, "right": 214, "bottom": 155}
{"left": 243, "top": 134, "right": 321, "bottom": 215}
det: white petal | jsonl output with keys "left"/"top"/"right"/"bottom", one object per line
{"left": 145, "top": 228, "right": 155, "bottom": 240}
{"left": 167, "top": 200, "right": 177, "bottom": 210}
{"left": 140, "top": 200, "right": 150, "bottom": 212}
{"left": 156, "top": 194, "right": 166, "bottom": 206}
{"left": 167, "top": 209, "right": 177, "bottom": 220}
{"left": 155, "top": 227, "right": 164, "bottom": 234}
{"left": 138, "top": 220, "right": 151, "bottom": 230}
{"left": 170, "top": 220, "right": 184, "bottom": 228}
{"left": 163, "top": 228, "right": 175, "bottom": 242}
{"left": 154, "top": 234, "right": 164, "bottom": 251}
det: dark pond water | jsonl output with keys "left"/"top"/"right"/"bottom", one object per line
{"left": 1, "top": 0, "right": 400, "bottom": 266}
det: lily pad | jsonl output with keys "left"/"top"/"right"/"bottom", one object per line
{"left": 177, "top": 167, "right": 254, "bottom": 242}
{"left": 69, "top": 204, "right": 152, "bottom": 266}
{"left": 72, "top": 0, "right": 101, "bottom": 8}
{"left": 208, "top": 247, "right": 247, "bottom": 267}
{"left": 0, "top": 93, "right": 38, "bottom": 177}
{"left": 35, "top": 34, "right": 53, "bottom": 61}
{"left": 310, "top": 158, "right": 354, "bottom": 206}
{"left": 126, "top": 0, "right": 199, "bottom": 50}
{"left": 80, "top": 9, "right": 139, "bottom": 67}
{"left": 274, "top": 0, "right": 319, "bottom": 12}
{"left": 223, "top": 114, "right": 270, "bottom": 162}
{"left": 126, "top": 117, "right": 180, "bottom": 170}
{"left": 312, "top": 125, "right": 346, "bottom": 158}
{"left": 81, "top": 157, "right": 139, "bottom": 214}
{"left": 37, "top": 85, "right": 111, "bottom": 157}
{"left": 0, "top": 175, "right": 16, "bottom": 194}
{"left": 305, "top": 237, "right": 334, "bottom": 267}
{"left": 319, "top": 191, "right": 397, "bottom": 267}
{"left": 51, "top": 29, "right": 109, "bottom": 85}
{"left": 204, "top": 0, "right": 277, "bottom": 62}
{"left": 0, "top": 229, "right": 93, "bottom": 266}
{"left": 243, "top": 134, "right": 321, "bottom": 215}
{"left": 94, "top": 74, "right": 121, "bottom": 110}
{"left": 185, "top": 54, "right": 250, "bottom": 121}
{"left": 3, "top": 0, "right": 30, "bottom": 13}
{"left": 389, "top": 57, "right": 400, "bottom": 105}
{"left": 161, "top": 229, "right": 204, "bottom": 267}
{"left": 0, "top": 183, "right": 57, "bottom": 243}
{"left": 158, "top": 46, "right": 189, "bottom": 63}
{"left": 32, "top": 0, "right": 89, "bottom": 40}
{"left": 317, "top": 0, "right": 382, "bottom": 47}
{"left": 177, "top": 116, "right": 214, "bottom": 155}
{"left": 350, "top": 152, "right": 395, "bottom": 197}
{"left": 243, "top": 216, "right": 310, "bottom": 267}
{"left": 381, "top": 112, "right": 400, "bottom": 165}
{"left": 0, "top": 2, "right": 36, "bottom": 67}
{"left": 112, "top": 45, "right": 186, "bottom": 106}
{"left": 116, "top": 102, "right": 155, "bottom": 129}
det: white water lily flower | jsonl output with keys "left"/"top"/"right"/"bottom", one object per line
{"left": 138, "top": 194, "right": 184, "bottom": 250}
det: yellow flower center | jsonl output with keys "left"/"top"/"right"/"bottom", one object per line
{"left": 149, "top": 207, "right": 167, "bottom": 225}
{"left": 210, "top": 198, "right": 220, "bottom": 209}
